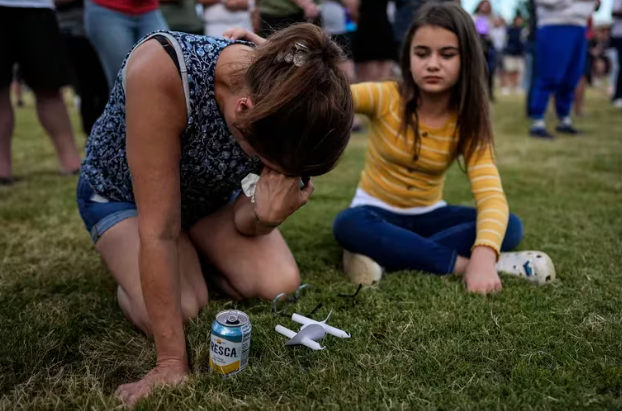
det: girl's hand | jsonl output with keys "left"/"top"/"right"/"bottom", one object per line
{"left": 253, "top": 167, "right": 313, "bottom": 226}
{"left": 463, "top": 246, "right": 502, "bottom": 294}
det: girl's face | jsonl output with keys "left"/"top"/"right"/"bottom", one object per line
{"left": 409, "top": 25, "right": 460, "bottom": 97}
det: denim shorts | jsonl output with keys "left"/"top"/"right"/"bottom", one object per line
{"left": 76, "top": 175, "right": 137, "bottom": 243}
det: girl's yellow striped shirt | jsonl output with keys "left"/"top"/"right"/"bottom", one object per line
{"left": 351, "top": 81, "right": 509, "bottom": 255}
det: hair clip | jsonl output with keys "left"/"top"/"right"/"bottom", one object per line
{"left": 276, "top": 42, "right": 309, "bottom": 67}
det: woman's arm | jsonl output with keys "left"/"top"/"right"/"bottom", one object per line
{"left": 120, "top": 40, "right": 190, "bottom": 404}
{"left": 233, "top": 168, "right": 314, "bottom": 236}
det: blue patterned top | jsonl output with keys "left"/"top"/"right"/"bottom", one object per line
{"left": 81, "top": 31, "right": 261, "bottom": 227}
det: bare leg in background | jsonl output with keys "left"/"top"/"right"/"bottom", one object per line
{"left": 0, "top": 88, "right": 15, "bottom": 180}
{"left": 34, "top": 89, "right": 82, "bottom": 174}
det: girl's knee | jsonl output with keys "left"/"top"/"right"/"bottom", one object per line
{"left": 332, "top": 207, "right": 373, "bottom": 244}
{"left": 503, "top": 213, "right": 525, "bottom": 251}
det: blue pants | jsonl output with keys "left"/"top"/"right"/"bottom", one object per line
{"left": 612, "top": 37, "right": 622, "bottom": 101}
{"left": 529, "top": 25, "right": 587, "bottom": 120}
{"left": 84, "top": 0, "right": 168, "bottom": 90}
{"left": 332, "top": 205, "right": 524, "bottom": 275}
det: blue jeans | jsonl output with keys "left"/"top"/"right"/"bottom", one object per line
{"left": 84, "top": 0, "right": 168, "bottom": 89}
{"left": 76, "top": 174, "right": 137, "bottom": 243}
{"left": 332, "top": 205, "right": 524, "bottom": 275}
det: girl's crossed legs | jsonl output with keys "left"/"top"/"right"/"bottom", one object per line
{"left": 332, "top": 205, "right": 524, "bottom": 275}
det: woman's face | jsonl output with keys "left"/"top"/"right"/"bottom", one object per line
{"left": 478, "top": 1, "right": 491, "bottom": 15}
{"left": 409, "top": 25, "right": 461, "bottom": 97}
{"left": 228, "top": 101, "right": 291, "bottom": 175}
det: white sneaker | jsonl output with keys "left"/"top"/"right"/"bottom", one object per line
{"left": 501, "top": 87, "right": 511, "bottom": 96}
{"left": 613, "top": 99, "right": 622, "bottom": 109}
{"left": 495, "top": 251, "right": 556, "bottom": 285}
{"left": 342, "top": 251, "right": 384, "bottom": 285}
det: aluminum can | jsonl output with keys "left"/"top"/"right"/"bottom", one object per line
{"left": 209, "top": 310, "right": 251, "bottom": 376}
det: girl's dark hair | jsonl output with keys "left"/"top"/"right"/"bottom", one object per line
{"left": 235, "top": 23, "right": 354, "bottom": 177}
{"left": 399, "top": 1, "right": 493, "bottom": 163}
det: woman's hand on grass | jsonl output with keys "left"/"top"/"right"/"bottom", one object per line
{"left": 463, "top": 246, "right": 502, "bottom": 294}
{"left": 116, "top": 359, "right": 189, "bottom": 408}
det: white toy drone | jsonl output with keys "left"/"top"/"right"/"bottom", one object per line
{"left": 275, "top": 311, "right": 351, "bottom": 350}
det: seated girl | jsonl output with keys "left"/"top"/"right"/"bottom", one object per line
{"left": 77, "top": 24, "right": 353, "bottom": 405}
{"left": 331, "top": 2, "right": 555, "bottom": 292}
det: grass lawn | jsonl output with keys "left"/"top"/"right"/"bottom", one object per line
{"left": 1, "top": 91, "right": 621, "bottom": 410}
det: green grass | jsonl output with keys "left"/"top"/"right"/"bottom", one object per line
{"left": 1, "top": 91, "right": 622, "bottom": 411}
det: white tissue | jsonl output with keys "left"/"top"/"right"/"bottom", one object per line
{"left": 241, "top": 173, "right": 260, "bottom": 203}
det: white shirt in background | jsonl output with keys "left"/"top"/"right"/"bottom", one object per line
{"left": 535, "top": 0, "right": 598, "bottom": 27}
{"left": 490, "top": 25, "right": 507, "bottom": 50}
{"left": 203, "top": 1, "right": 253, "bottom": 38}
{"left": 0, "top": 0, "right": 54, "bottom": 8}
{"left": 321, "top": 1, "right": 346, "bottom": 35}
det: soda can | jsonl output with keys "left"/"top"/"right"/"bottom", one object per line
{"left": 209, "top": 310, "right": 251, "bottom": 377}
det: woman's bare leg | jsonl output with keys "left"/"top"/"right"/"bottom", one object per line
{"left": 95, "top": 217, "right": 208, "bottom": 334}
{"left": 189, "top": 203, "right": 300, "bottom": 300}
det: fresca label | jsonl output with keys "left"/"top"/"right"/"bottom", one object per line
{"left": 209, "top": 335, "right": 242, "bottom": 374}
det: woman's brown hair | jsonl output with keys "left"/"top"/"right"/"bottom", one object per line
{"left": 399, "top": 2, "right": 493, "bottom": 163}
{"left": 235, "top": 23, "right": 354, "bottom": 177}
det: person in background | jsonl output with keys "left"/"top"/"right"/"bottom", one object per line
{"left": 321, "top": 0, "right": 356, "bottom": 82}
{"left": 606, "top": 25, "right": 619, "bottom": 98}
{"left": 56, "top": 0, "right": 109, "bottom": 136}
{"left": 0, "top": 0, "right": 82, "bottom": 186}
{"left": 200, "top": 0, "right": 253, "bottom": 37}
{"left": 257, "top": 0, "right": 321, "bottom": 37}
{"left": 321, "top": 0, "right": 363, "bottom": 130}
{"left": 473, "top": 0, "right": 497, "bottom": 100}
{"left": 85, "top": 0, "right": 169, "bottom": 90}
{"left": 574, "top": 2, "right": 602, "bottom": 117}
{"left": 590, "top": 24, "right": 613, "bottom": 86}
{"left": 525, "top": 0, "right": 538, "bottom": 116}
{"left": 611, "top": 0, "right": 622, "bottom": 109}
{"left": 11, "top": 66, "right": 24, "bottom": 108}
{"left": 528, "top": 0, "right": 598, "bottom": 139}
{"left": 491, "top": 16, "right": 507, "bottom": 93}
{"left": 392, "top": 0, "right": 457, "bottom": 53}
{"left": 352, "top": 0, "right": 396, "bottom": 82}
{"left": 502, "top": 15, "right": 526, "bottom": 95}
{"left": 160, "top": 0, "right": 204, "bottom": 35}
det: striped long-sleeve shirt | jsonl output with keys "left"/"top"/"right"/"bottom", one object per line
{"left": 351, "top": 81, "right": 509, "bottom": 255}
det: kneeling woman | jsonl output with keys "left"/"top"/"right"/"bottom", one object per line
{"left": 77, "top": 24, "right": 352, "bottom": 404}
{"left": 332, "top": 2, "right": 555, "bottom": 292}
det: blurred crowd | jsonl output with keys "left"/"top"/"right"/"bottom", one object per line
{"left": 1, "top": 0, "right": 621, "bottom": 184}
